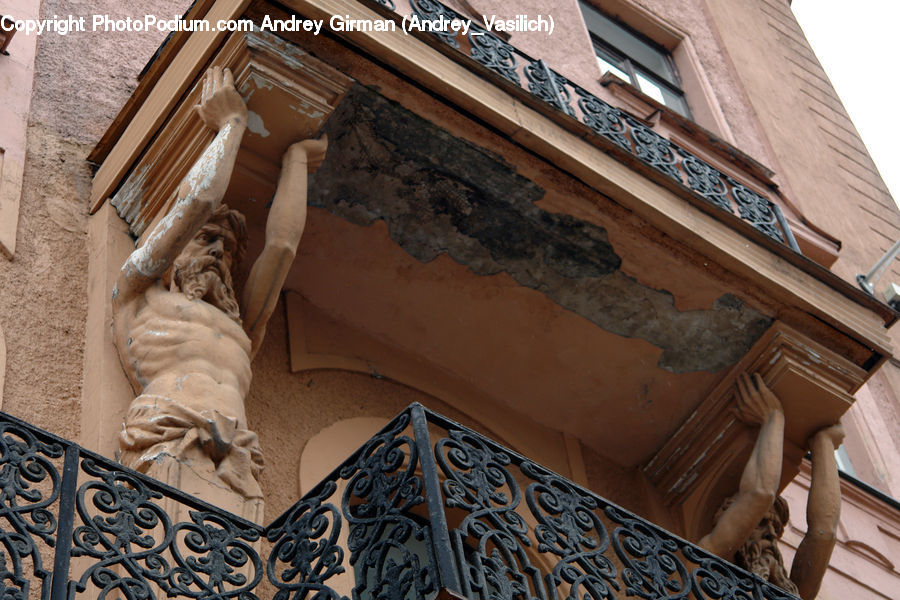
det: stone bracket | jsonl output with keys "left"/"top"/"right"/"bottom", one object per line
{"left": 108, "top": 30, "right": 352, "bottom": 241}
{"left": 643, "top": 321, "right": 866, "bottom": 538}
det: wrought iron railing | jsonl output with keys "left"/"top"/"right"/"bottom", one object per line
{"left": 1, "top": 405, "right": 799, "bottom": 600}
{"left": 0, "top": 411, "right": 264, "bottom": 600}
{"left": 359, "top": 0, "right": 800, "bottom": 253}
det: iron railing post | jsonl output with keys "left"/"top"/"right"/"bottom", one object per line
{"left": 772, "top": 202, "right": 800, "bottom": 253}
{"left": 540, "top": 59, "right": 568, "bottom": 114}
{"left": 49, "top": 445, "right": 79, "bottom": 600}
{"left": 409, "top": 403, "right": 462, "bottom": 594}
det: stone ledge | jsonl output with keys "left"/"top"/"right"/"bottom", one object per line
{"left": 108, "top": 30, "right": 351, "bottom": 241}
{"left": 644, "top": 321, "right": 866, "bottom": 538}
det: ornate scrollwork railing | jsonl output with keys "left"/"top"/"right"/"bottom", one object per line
{"left": 0, "top": 405, "right": 799, "bottom": 600}
{"left": 0, "top": 412, "right": 264, "bottom": 600}
{"left": 353, "top": 0, "right": 800, "bottom": 253}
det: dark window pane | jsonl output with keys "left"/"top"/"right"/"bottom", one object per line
{"left": 658, "top": 86, "right": 689, "bottom": 117}
{"left": 593, "top": 43, "right": 631, "bottom": 81}
{"left": 579, "top": 1, "right": 677, "bottom": 86}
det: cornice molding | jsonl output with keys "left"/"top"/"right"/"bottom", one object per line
{"left": 108, "top": 30, "right": 351, "bottom": 239}
{"left": 644, "top": 321, "right": 866, "bottom": 538}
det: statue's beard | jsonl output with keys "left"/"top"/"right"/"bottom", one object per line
{"left": 171, "top": 254, "right": 241, "bottom": 322}
{"left": 736, "top": 536, "right": 798, "bottom": 595}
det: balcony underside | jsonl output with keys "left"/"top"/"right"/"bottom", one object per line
{"left": 88, "top": 1, "right": 893, "bottom": 531}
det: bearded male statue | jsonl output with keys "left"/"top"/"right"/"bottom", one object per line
{"left": 699, "top": 373, "right": 844, "bottom": 599}
{"left": 112, "top": 66, "right": 327, "bottom": 521}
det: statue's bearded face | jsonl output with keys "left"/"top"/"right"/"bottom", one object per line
{"left": 734, "top": 498, "right": 798, "bottom": 595}
{"left": 171, "top": 222, "right": 242, "bottom": 321}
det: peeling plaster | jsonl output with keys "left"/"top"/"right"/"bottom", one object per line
{"left": 310, "top": 86, "right": 771, "bottom": 372}
{"left": 246, "top": 31, "right": 317, "bottom": 73}
{"left": 247, "top": 111, "right": 270, "bottom": 137}
{"left": 247, "top": 73, "right": 274, "bottom": 92}
{"left": 289, "top": 103, "right": 325, "bottom": 120}
{"left": 110, "top": 164, "right": 149, "bottom": 227}
{"left": 124, "top": 122, "right": 231, "bottom": 283}
{"left": 183, "top": 122, "right": 228, "bottom": 199}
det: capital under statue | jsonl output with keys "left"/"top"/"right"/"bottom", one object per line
{"left": 699, "top": 373, "right": 844, "bottom": 600}
{"left": 112, "top": 66, "right": 326, "bottom": 521}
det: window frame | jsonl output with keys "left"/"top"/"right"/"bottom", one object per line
{"left": 579, "top": 2, "right": 692, "bottom": 118}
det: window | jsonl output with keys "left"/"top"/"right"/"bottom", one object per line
{"left": 579, "top": 1, "right": 690, "bottom": 117}
{"left": 835, "top": 445, "right": 856, "bottom": 477}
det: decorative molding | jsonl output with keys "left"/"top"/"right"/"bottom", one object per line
{"left": 643, "top": 321, "right": 866, "bottom": 537}
{"left": 109, "top": 30, "right": 351, "bottom": 239}
{"left": 89, "top": 0, "right": 252, "bottom": 212}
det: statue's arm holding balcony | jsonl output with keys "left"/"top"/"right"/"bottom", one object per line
{"left": 114, "top": 67, "right": 247, "bottom": 311}
{"left": 699, "top": 373, "right": 785, "bottom": 559}
{"left": 698, "top": 374, "right": 843, "bottom": 599}
{"left": 240, "top": 135, "right": 327, "bottom": 359}
{"left": 790, "top": 424, "right": 843, "bottom": 600}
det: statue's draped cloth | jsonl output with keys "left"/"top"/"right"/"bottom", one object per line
{"left": 119, "top": 395, "right": 264, "bottom": 500}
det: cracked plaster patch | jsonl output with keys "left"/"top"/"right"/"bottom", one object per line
{"left": 308, "top": 85, "right": 770, "bottom": 372}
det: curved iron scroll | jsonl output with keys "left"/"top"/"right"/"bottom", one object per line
{"left": 606, "top": 505, "right": 691, "bottom": 600}
{"left": 0, "top": 405, "right": 803, "bottom": 600}
{"left": 340, "top": 412, "right": 436, "bottom": 600}
{"left": 70, "top": 458, "right": 262, "bottom": 600}
{"left": 682, "top": 545, "right": 755, "bottom": 600}
{"left": 436, "top": 428, "right": 545, "bottom": 600}
{"left": 522, "top": 462, "right": 618, "bottom": 600}
{"left": 409, "top": 0, "right": 461, "bottom": 49}
{"left": 266, "top": 482, "right": 347, "bottom": 600}
{"left": 0, "top": 422, "right": 64, "bottom": 600}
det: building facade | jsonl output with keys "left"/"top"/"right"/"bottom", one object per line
{"left": 0, "top": 0, "right": 898, "bottom": 599}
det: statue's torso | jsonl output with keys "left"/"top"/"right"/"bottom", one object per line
{"left": 117, "top": 282, "right": 252, "bottom": 424}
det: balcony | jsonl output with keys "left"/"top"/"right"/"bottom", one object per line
{"left": 81, "top": 0, "right": 895, "bottom": 578}
{"left": 0, "top": 405, "right": 799, "bottom": 600}
{"left": 363, "top": 0, "right": 800, "bottom": 253}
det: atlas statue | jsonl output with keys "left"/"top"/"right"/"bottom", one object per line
{"left": 112, "top": 66, "right": 326, "bottom": 520}
{"left": 700, "top": 373, "right": 844, "bottom": 599}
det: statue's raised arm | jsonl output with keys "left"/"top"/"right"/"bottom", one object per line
{"left": 113, "top": 66, "right": 248, "bottom": 307}
{"left": 698, "top": 373, "right": 844, "bottom": 599}
{"left": 699, "top": 373, "right": 786, "bottom": 560}
{"left": 241, "top": 136, "right": 327, "bottom": 358}
{"left": 790, "top": 424, "right": 843, "bottom": 600}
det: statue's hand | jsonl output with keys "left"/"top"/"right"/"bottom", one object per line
{"left": 284, "top": 136, "right": 328, "bottom": 173}
{"left": 195, "top": 67, "right": 248, "bottom": 130}
{"left": 734, "top": 373, "right": 784, "bottom": 425}
{"left": 810, "top": 423, "right": 844, "bottom": 450}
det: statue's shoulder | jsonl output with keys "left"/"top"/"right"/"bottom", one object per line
{"left": 141, "top": 280, "right": 176, "bottom": 307}
{"left": 131, "top": 281, "right": 192, "bottom": 321}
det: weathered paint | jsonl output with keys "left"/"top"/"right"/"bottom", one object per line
{"left": 110, "top": 164, "right": 149, "bottom": 227}
{"left": 247, "top": 110, "right": 270, "bottom": 137}
{"left": 126, "top": 122, "right": 231, "bottom": 280}
{"left": 311, "top": 86, "right": 771, "bottom": 373}
{"left": 671, "top": 422, "right": 732, "bottom": 495}
{"left": 183, "top": 122, "right": 229, "bottom": 201}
